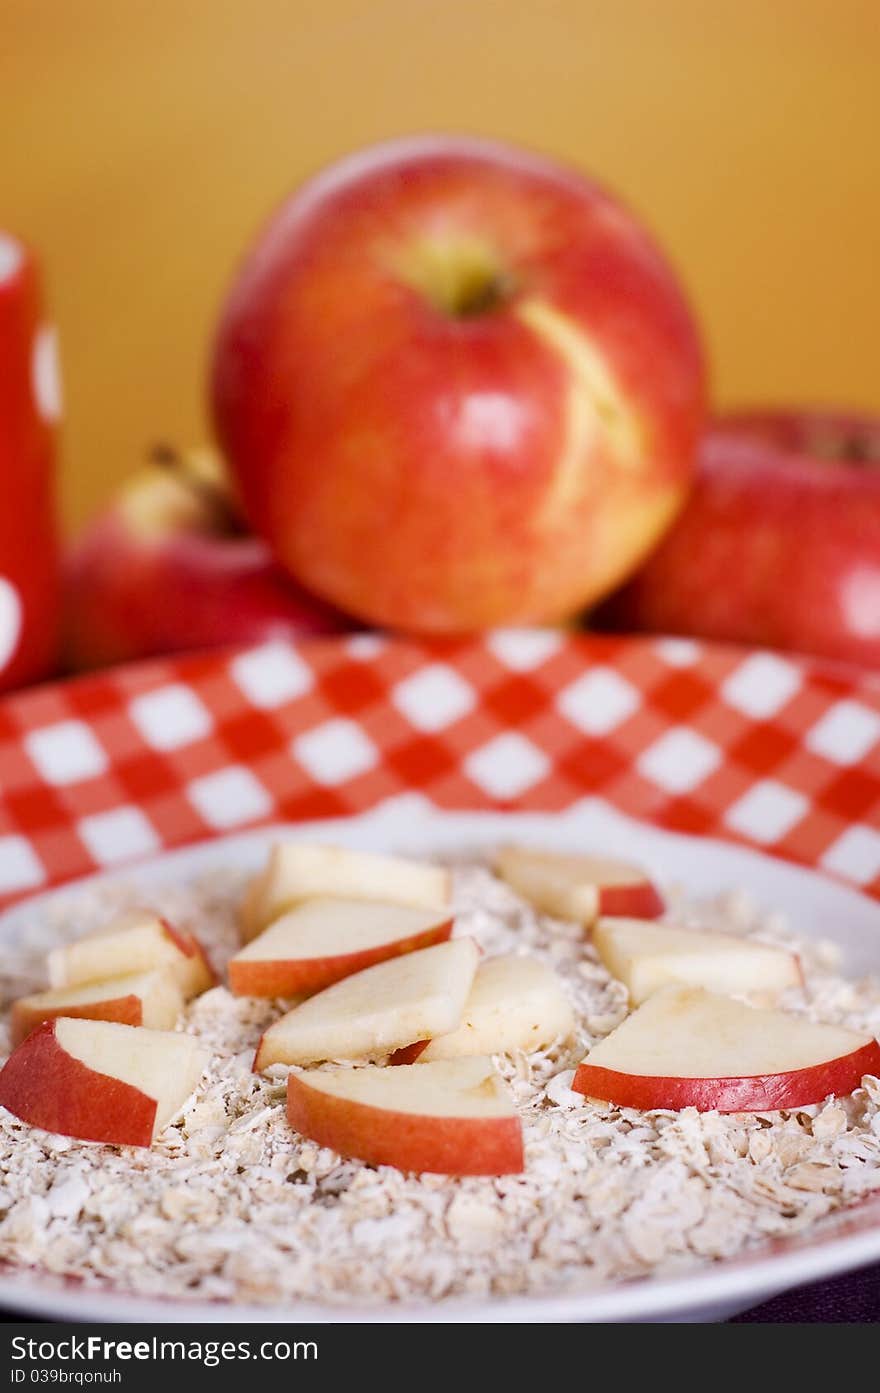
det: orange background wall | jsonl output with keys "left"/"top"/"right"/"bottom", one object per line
{"left": 3, "top": 0, "right": 879, "bottom": 533}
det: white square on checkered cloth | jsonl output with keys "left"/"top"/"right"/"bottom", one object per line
{"left": 392, "top": 664, "right": 475, "bottom": 732}
{"left": 187, "top": 766, "right": 273, "bottom": 828}
{"left": 721, "top": 653, "right": 801, "bottom": 719}
{"left": 820, "top": 825, "right": 880, "bottom": 885}
{"left": 487, "top": 629, "right": 563, "bottom": 671}
{"left": 24, "top": 720, "right": 108, "bottom": 785}
{"left": 293, "top": 719, "right": 378, "bottom": 785}
{"left": 464, "top": 732, "right": 550, "bottom": 799}
{"left": 806, "top": 700, "right": 880, "bottom": 767}
{"left": 637, "top": 727, "right": 721, "bottom": 793}
{"left": 77, "top": 807, "right": 160, "bottom": 865}
{"left": 129, "top": 684, "right": 214, "bottom": 751}
{"left": 557, "top": 666, "right": 641, "bottom": 735}
{"left": 724, "top": 780, "right": 807, "bottom": 844}
{"left": 230, "top": 642, "right": 313, "bottom": 708}
{"left": 0, "top": 835, "right": 45, "bottom": 893}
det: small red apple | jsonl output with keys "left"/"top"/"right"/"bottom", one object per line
{"left": 212, "top": 136, "right": 707, "bottom": 633}
{"left": 597, "top": 409, "right": 880, "bottom": 668}
{"left": 64, "top": 445, "right": 348, "bottom": 670}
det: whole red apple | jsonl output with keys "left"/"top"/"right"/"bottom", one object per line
{"left": 64, "top": 446, "right": 348, "bottom": 670}
{"left": 211, "top": 136, "right": 707, "bottom": 633}
{"left": 597, "top": 409, "right": 880, "bottom": 668}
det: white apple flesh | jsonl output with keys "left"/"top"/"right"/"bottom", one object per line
{"left": 0, "top": 1018, "right": 210, "bottom": 1147}
{"left": 229, "top": 898, "right": 454, "bottom": 997}
{"left": 495, "top": 845, "right": 664, "bottom": 925}
{"left": 391, "top": 954, "right": 575, "bottom": 1063}
{"left": 286, "top": 1056, "right": 523, "bottom": 1175}
{"left": 573, "top": 984, "right": 880, "bottom": 1112}
{"left": 10, "top": 969, "right": 184, "bottom": 1047}
{"left": 48, "top": 911, "right": 215, "bottom": 1000}
{"left": 253, "top": 937, "right": 479, "bottom": 1069}
{"left": 593, "top": 917, "right": 803, "bottom": 1005}
{"left": 241, "top": 843, "right": 451, "bottom": 942}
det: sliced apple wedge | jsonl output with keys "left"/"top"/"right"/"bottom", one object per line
{"left": 495, "top": 846, "right": 663, "bottom": 925}
{"left": 286, "top": 1056, "right": 523, "bottom": 1175}
{"left": 229, "top": 898, "right": 454, "bottom": 998}
{"left": 10, "top": 970, "right": 184, "bottom": 1047}
{"left": 0, "top": 1018, "right": 210, "bottom": 1147}
{"left": 240, "top": 843, "right": 451, "bottom": 942}
{"left": 593, "top": 917, "right": 803, "bottom": 1006}
{"left": 48, "top": 911, "right": 215, "bottom": 1000}
{"left": 254, "top": 937, "right": 479, "bottom": 1070}
{"left": 572, "top": 984, "right": 880, "bottom": 1112}
{"left": 391, "top": 954, "right": 575, "bottom": 1063}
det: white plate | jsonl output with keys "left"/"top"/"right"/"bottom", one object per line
{"left": 1, "top": 794, "right": 879, "bottom": 1323}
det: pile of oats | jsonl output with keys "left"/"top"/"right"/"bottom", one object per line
{"left": 0, "top": 859, "right": 878, "bottom": 1309}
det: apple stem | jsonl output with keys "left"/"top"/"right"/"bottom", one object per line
{"left": 148, "top": 442, "right": 244, "bottom": 534}
{"left": 810, "top": 428, "right": 880, "bottom": 466}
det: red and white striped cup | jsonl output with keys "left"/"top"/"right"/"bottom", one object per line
{"left": 0, "top": 233, "right": 61, "bottom": 691}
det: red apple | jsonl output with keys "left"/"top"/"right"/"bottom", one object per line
{"left": 229, "top": 897, "right": 454, "bottom": 997}
{"left": 48, "top": 910, "right": 215, "bottom": 1001}
{"left": 0, "top": 232, "right": 61, "bottom": 691}
{"left": 10, "top": 968, "right": 183, "bottom": 1046}
{"left": 495, "top": 845, "right": 664, "bottom": 925}
{"left": 253, "top": 937, "right": 479, "bottom": 1070}
{"left": 389, "top": 952, "right": 575, "bottom": 1064}
{"left": 0, "top": 1017, "right": 209, "bottom": 1147}
{"left": 598, "top": 409, "right": 880, "bottom": 667}
{"left": 64, "top": 445, "right": 348, "bottom": 670}
{"left": 211, "top": 136, "right": 706, "bottom": 633}
{"left": 593, "top": 917, "right": 803, "bottom": 1006}
{"left": 241, "top": 843, "right": 452, "bottom": 943}
{"left": 572, "top": 984, "right": 880, "bottom": 1112}
{"left": 286, "top": 1056, "right": 523, "bottom": 1175}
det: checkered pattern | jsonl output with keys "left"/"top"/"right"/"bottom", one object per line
{"left": 1, "top": 631, "right": 879, "bottom": 906}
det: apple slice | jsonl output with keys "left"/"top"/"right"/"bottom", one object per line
{"left": 391, "top": 954, "right": 575, "bottom": 1063}
{"left": 572, "top": 984, "right": 880, "bottom": 1112}
{"left": 47, "top": 911, "right": 215, "bottom": 1000}
{"left": 9, "top": 969, "right": 184, "bottom": 1047}
{"left": 593, "top": 917, "right": 803, "bottom": 1006}
{"left": 240, "top": 843, "right": 451, "bottom": 942}
{"left": 286, "top": 1056, "right": 523, "bottom": 1175}
{"left": 228, "top": 898, "right": 454, "bottom": 998}
{"left": 254, "top": 937, "right": 479, "bottom": 1070}
{"left": 0, "top": 1018, "right": 210, "bottom": 1147}
{"left": 495, "top": 846, "right": 663, "bottom": 925}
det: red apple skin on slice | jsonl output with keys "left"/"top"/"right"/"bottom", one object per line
{"left": 572, "top": 985, "right": 880, "bottom": 1113}
{"left": 227, "top": 901, "right": 454, "bottom": 998}
{"left": 0, "top": 1021, "right": 158, "bottom": 1147}
{"left": 598, "top": 881, "right": 664, "bottom": 920}
{"left": 573, "top": 1040, "right": 880, "bottom": 1114}
{"left": 50, "top": 912, "right": 216, "bottom": 1000}
{"left": 9, "top": 969, "right": 184, "bottom": 1047}
{"left": 495, "top": 846, "right": 664, "bottom": 925}
{"left": 156, "top": 920, "right": 217, "bottom": 997}
{"left": 240, "top": 844, "right": 452, "bottom": 943}
{"left": 286, "top": 1061, "right": 523, "bottom": 1175}
{"left": 10, "top": 993, "right": 142, "bottom": 1047}
{"left": 390, "top": 1040, "right": 428, "bottom": 1065}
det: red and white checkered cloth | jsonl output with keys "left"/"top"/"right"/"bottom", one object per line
{"left": 0, "top": 631, "right": 879, "bottom": 909}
